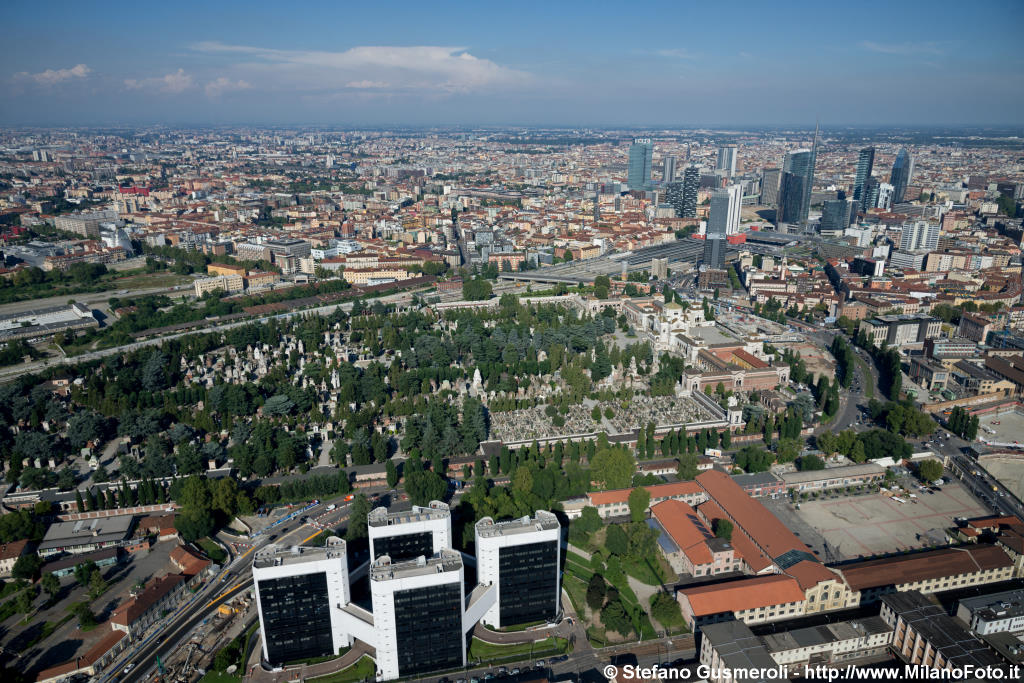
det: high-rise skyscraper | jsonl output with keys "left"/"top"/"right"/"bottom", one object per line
{"left": 779, "top": 147, "right": 814, "bottom": 225}
{"left": 761, "top": 168, "right": 781, "bottom": 207}
{"left": 628, "top": 138, "right": 654, "bottom": 190}
{"left": 890, "top": 148, "right": 914, "bottom": 204}
{"left": 662, "top": 155, "right": 676, "bottom": 183}
{"left": 708, "top": 185, "right": 742, "bottom": 236}
{"left": 703, "top": 234, "right": 726, "bottom": 270}
{"left": 821, "top": 199, "right": 854, "bottom": 232}
{"left": 681, "top": 165, "right": 700, "bottom": 218}
{"left": 716, "top": 145, "right": 737, "bottom": 177}
{"left": 863, "top": 177, "right": 880, "bottom": 212}
{"left": 853, "top": 147, "right": 875, "bottom": 208}
{"left": 253, "top": 539, "right": 352, "bottom": 665}
{"left": 876, "top": 183, "right": 895, "bottom": 211}
{"left": 475, "top": 512, "right": 562, "bottom": 629}
{"left": 664, "top": 182, "right": 684, "bottom": 217}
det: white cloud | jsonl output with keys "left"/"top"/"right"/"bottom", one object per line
{"left": 656, "top": 48, "right": 697, "bottom": 60}
{"left": 190, "top": 42, "right": 531, "bottom": 93}
{"left": 860, "top": 41, "right": 943, "bottom": 56}
{"left": 345, "top": 80, "right": 391, "bottom": 89}
{"left": 125, "top": 68, "right": 193, "bottom": 94}
{"left": 14, "top": 63, "right": 91, "bottom": 85}
{"left": 205, "top": 76, "right": 252, "bottom": 97}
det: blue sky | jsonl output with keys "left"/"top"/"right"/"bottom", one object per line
{"left": 2, "top": 0, "right": 1022, "bottom": 127}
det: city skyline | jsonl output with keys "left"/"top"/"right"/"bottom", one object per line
{"left": 2, "top": 0, "right": 1023, "bottom": 127}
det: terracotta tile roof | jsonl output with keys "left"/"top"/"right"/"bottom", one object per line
{"left": 651, "top": 500, "right": 715, "bottom": 565}
{"left": 170, "top": 544, "right": 212, "bottom": 576}
{"left": 784, "top": 559, "right": 838, "bottom": 591}
{"left": 110, "top": 573, "right": 186, "bottom": 627}
{"left": 696, "top": 470, "right": 812, "bottom": 564}
{"left": 836, "top": 545, "right": 1013, "bottom": 592}
{"left": 35, "top": 630, "right": 126, "bottom": 681}
{"left": 0, "top": 539, "right": 28, "bottom": 561}
{"left": 588, "top": 480, "right": 704, "bottom": 507}
{"left": 679, "top": 574, "right": 805, "bottom": 616}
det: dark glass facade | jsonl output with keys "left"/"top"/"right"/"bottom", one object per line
{"left": 394, "top": 582, "right": 463, "bottom": 676}
{"left": 258, "top": 572, "right": 334, "bottom": 663}
{"left": 373, "top": 531, "right": 433, "bottom": 562}
{"left": 498, "top": 540, "right": 558, "bottom": 626}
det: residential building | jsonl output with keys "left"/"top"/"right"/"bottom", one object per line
{"left": 900, "top": 221, "right": 940, "bottom": 251}
{"left": 880, "top": 591, "right": 1006, "bottom": 671}
{"left": 858, "top": 314, "right": 942, "bottom": 348}
{"left": 54, "top": 210, "right": 118, "bottom": 238}
{"left": 681, "top": 165, "right": 700, "bottom": 218}
{"left": 368, "top": 501, "right": 452, "bottom": 563}
{"left": 252, "top": 539, "right": 352, "bottom": 665}
{"left": 110, "top": 573, "right": 188, "bottom": 638}
{"left": 876, "top": 182, "right": 895, "bottom": 211}
{"left": 628, "top": 138, "right": 654, "bottom": 191}
{"left": 193, "top": 273, "right": 244, "bottom": 297}
{"left": 475, "top": 512, "right": 561, "bottom": 629}
{"left": 0, "top": 539, "right": 28, "bottom": 577}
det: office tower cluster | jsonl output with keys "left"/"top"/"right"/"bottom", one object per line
{"left": 628, "top": 137, "right": 654, "bottom": 190}
{"left": 253, "top": 504, "right": 562, "bottom": 680}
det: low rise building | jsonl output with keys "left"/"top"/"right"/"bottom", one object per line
{"left": 677, "top": 573, "right": 807, "bottom": 631}
{"left": 781, "top": 462, "right": 885, "bottom": 493}
{"left": 650, "top": 500, "right": 740, "bottom": 577}
{"left": 956, "top": 589, "right": 1024, "bottom": 635}
{"left": 110, "top": 573, "right": 188, "bottom": 638}
{"left": 38, "top": 516, "right": 135, "bottom": 558}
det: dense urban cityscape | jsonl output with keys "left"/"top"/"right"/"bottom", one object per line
{"left": 2, "top": 3, "right": 1024, "bottom": 683}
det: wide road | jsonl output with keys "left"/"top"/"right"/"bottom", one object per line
{"left": 0, "top": 289, "right": 417, "bottom": 383}
{"left": 110, "top": 496, "right": 361, "bottom": 683}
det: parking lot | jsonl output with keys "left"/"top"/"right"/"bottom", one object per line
{"left": 979, "top": 409, "right": 1024, "bottom": 446}
{"left": 768, "top": 480, "right": 988, "bottom": 561}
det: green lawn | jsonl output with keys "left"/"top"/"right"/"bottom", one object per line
{"left": 468, "top": 637, "right": 567, "bottom": 662}
{"left": 620, "top": 555, "right": 672, "bottom": 586}
{"left": 563, "top": 575, "right": 588, "bottom": 615}
{"left": 197, "top": 537, "right": 227, "bottom": 564}
{"left": 307, "top": 656, "right": 376, "bottom": 683}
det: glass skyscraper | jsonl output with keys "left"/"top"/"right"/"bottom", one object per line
{"left": 779, "top": 145, "right": 815, "bottom": 225}
{"left": 890, "top": 148, "right": 914, "bottom": 204}
{"left": 853, "top": 147, "right": 875, "bottom": 210}
{"left": 628, "top": 137, "right": 654, "bottom": 190}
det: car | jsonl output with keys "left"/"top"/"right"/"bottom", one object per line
{"left": 551, "top": 656, "right": 568, "bottom": 663}
{"left": 123, "top": 664, "right": 135, "bottom": 674}
{"left": 498, "top": 668, "right": 507, "bottom": 675}
{"left": 511, "top": 668, "right": 521, "bottom": 675}
{"left": 535, "top": 660, "right": 547, "bottom": 668}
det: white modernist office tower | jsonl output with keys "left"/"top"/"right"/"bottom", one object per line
{"left": 368, "top": 501, "right": 452, "bottom": 562}
{"left": 475, "top": 511, "right": 562, "bottom": 629}
{"left": 369, "top": 550, "right": 468, "bottom": 680}
{"left": 252, "top": 538, "right": 351, "bottom": 663}
{"left": 253, "top": 506, "right": 560, "bottom": 680}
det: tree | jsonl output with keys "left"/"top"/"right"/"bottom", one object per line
{"left": 75, "top": 489, "right": 85, "bottom": 513}
{"left": 70, "top": 602, "right": 97, "bottom": 630}
{"left": 575, "top": 506, "right": 603, "bottom": 537}
{"left": 650, "top": 592, "right": 684, "bottom": 628}
{"left": 346, "top": 493, "right": 371, "bottom": 541}
{"left": 591, "top": 448, "right": 634, "bottom": 490}
{"left": 386, "top": 460, "right": 399, "bottom": 488}
{"left": 462, "top": 278, "right": 493, "bottom": 301}
{"left": 628, "top": 487, "right": 650, "bottom": 523}
{"left": 88, "top": 569, "right": 108, "bottom": 599}
{"left": 41, "top": 573, "right": 60, "bottom": 602}
{"left": 798, "top": 454, "right": 825, "bottom": 471}
{"left": 600, "top": 598, "right": 633, "bottom": 637}
{"left": 12, "top": 553, "right": 42, "bottom": 580}
{"left": 586, "top": 573, "right": 607, "bottom": 611}
{"left": 14, "top": 588, "right": 34, "bottom": 615}
{"left": 918, "top": 459, "right": 943, "bottom": 483}
{"left": 713, "top": 519, "right": 733, "bottom": 541}
{"left": 606, "top": 524, "right": 629, "bottom": 556}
